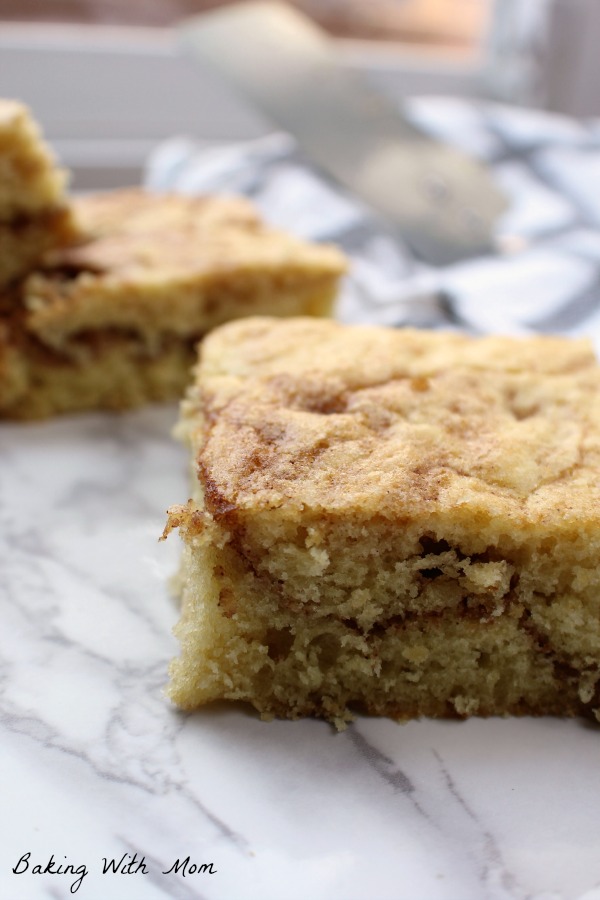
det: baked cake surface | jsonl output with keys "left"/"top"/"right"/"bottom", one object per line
{"left": 0, "top": 191, "right": 346, "bottom": 419}
{"left": 165, "top": 316, "right": 600, "bottom": 726}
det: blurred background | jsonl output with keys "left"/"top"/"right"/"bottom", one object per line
{"left": 0, "top": 0, "right": 487, "bottom": 45}
{"left": 1, "top": 0, "right": 599, "bottom": 189}
{"left": 2, "top": 0, "right": 600, "bottom": 111}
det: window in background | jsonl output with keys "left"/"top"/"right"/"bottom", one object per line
{"left": 2, "top": 0, "right": 600, "bottom": 116}
{"left": 290, "top": 0, "right": 487, "bottom": 48}
{"left": 0, "top": 0, "right": 489, "bottom": 50}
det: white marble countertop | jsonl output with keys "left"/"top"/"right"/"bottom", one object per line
{"left": 2, "top": 406, "right": 600, "bottom": 900}
{"left": 4, "top": 91, "right": 600, "bottom": 900}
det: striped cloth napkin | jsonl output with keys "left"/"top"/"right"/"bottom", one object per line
{"left": 146, "top": 97, "right": 600, "bottom": 352}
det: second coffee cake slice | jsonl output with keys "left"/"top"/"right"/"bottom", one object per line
{"left": 0, "top": 190, "right": 345, "bottom": 418}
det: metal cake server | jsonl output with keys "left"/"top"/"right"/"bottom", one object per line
{"left": 179, "top": 2, "right": 506, "bottom": 266}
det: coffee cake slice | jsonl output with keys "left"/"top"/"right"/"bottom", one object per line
{"left": 0, "top": 191, "right": 345, "bottom": 418}
{"left": 0, "top": 99, "right": 66, "bottom": 219}
{"left": 0, "top": 99, "right": 75, "bottom": 288}
{"left": 165, "top": 317, "right": 600, "bottom": 726}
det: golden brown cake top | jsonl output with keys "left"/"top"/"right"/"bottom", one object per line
{"left": 0, "top": 99, "right": 67, "bottom": 220}
{"left": 182, "top": 317, "right": 600, "bottom": 533}
{"left": 21, "top": 190, "right": 347, "bottom": 347}
{"left": 59, "top": 189, "right": 342, "bottom": 276}
{"left": 69, "top": 188, "right": 261, "bottom": 238}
